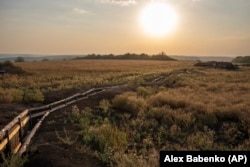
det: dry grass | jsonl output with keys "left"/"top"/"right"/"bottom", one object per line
{"left": 1, "top": 59, "right": 250, "bottom": 166}
{"left": 0, "top": 60, "right": 194, "bottom": 103}
{"left": 64, "top": 64, "right": 250, "bottom": 165}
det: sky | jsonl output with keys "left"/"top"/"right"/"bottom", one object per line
{"left": 0, "top": 0, "right": 249, "bottom": 56}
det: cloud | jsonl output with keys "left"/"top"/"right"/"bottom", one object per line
{"left": 101, "top": 0, "right": 137, "bottom": 6}
{"left": 73, "top": 8, "right": 88, "bottom": 14}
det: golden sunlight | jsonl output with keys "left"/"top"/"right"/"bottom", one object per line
{"left": 139, "top": 2, "right": 178, "bottom": 37}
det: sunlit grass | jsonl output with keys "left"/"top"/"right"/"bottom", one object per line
{"left": 70, "top": 70, "right": 250, "bottom": 165}
{"left": 1, "top": 59, "right": 249, "bottom": 166}
{"left": 0, "top": 60, "right": 194, "bottom": 103}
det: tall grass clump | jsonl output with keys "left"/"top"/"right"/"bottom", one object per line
{"left": 0, "top": 89, "right": 13, "bottom": 103}
{"left": 148, "top": 91, "right": 188, "bottom": 109}
{"left": 23, "top": 89, "right": 44, "bottom": 103}
{"left": 90, "top": 121, "right": 127, "bottom": 153}
{"left": 136, "top": 86, "right": 155, "bottom": 98}
{"left": 0, "top": 153, "right": 28, "bottom": 167}
{"left": 112, "top": 92, "right": 147, "bottom": 116}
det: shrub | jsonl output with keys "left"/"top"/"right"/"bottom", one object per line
{"left": 71, "top": 105, "right": 81, "bottom": 120}
{"left": 146, "top": 105, "right": 195, "bottom": 132}
{"left": 148, "top": 92, "right": 187, "bottom": 109}
{"left": 23, "top": 89, "right": 44, "bottom": 103}
{"left": 1, "top": 61, "right": 13, "bottom": 67}
{"left": 237, "top": 139, "right": 250, "bottom": 150}
{"left": 110, "top": 151, "right": 154, "bottom": 167}
{"left": 0, "top": 153, "right": 28, "bottom": 167}
{"left": 15, "top": 57, "right": 25, "bottom": 62}
{"left": 167, "top": 124, "right": 187, "bottom": 143}
{"left": 158, "top": 86, "right": 166, "bottom": 92}
{"left": 112, "top": 92, "right": 147, "bottom": 116}
{"left": 203, "top": 112, "right": 218, "bottom": 128}
{"left": 127, "top": 77, "right": 145, "bottom": 87}
{"left": 136, "top": 86, "right": 155, "bottom": 98}
{"left": 91, "top": 121, "right": 127, "bottom": 153}
{"left": 218, "top": 122, "right": 246, "bottom": 146}
{"left": 99, "top": 99, "right": 111, "bottom": 114}
{"left": 187, "top": 127, "right": 215, "bottom": 150}
{"left": 146, "top": 107, "right": 166, "bottom": 123}
{"left": 0, "top": 89, "right": 13, "bottom": 103}
{"left": 9, "top": 89, "right": 23, "bottom": 102}
{"left": 163, "top": 74, "right": 185, "bottom": 88}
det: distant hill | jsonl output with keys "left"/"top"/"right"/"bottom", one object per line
{"left": 0, "top": 54, "right": 79, "bottom": 62}
{"left": 232, "top": 56, "right": 250, "bottom": 63}
{"left": 170, "top": 56, "right": 234, "bottom": 62}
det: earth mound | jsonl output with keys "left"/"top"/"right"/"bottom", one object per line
{"left": 0, "top": 61, "right": 27, "bottom": 75}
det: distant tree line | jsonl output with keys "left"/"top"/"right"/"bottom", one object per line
{"left": 15, "top": 56, "right": 25, "bottom": 62}
{"left": 232, "top": 56, "right": 250, "bottom": 64}
{"left": 74, "top": 52, "right": 176, "bottom": 61}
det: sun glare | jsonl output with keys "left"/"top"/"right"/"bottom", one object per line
{"left": 139, "top": 2, "right": 178, "bottom": 37}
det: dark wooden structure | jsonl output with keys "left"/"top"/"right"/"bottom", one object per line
{"left": 0, "top": 87, "right": 106, "bottom": 156}
{"left": 194, "top": 61, "right": 238, "bottom": 70}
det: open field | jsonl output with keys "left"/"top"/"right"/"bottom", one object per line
{"left": 1, "top": 60, "right": 194, "bottom": 102}
{"left": 0, "top": 59, "right": 250, "bottom": 166}
{"left": 0, "top": 60, "right": 193, "bottom": 128}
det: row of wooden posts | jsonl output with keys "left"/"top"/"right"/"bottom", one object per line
{"left": 0, "top": 87, "right": 106, "bottom": 156}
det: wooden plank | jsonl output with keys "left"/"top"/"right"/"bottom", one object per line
{"left": 46, "top": 99, "right": 65, "bottom": 107}
{"left": 18, "top": 111, "right": 50, "bottom": 155}
{"left": 50, "top": 104, "right": 66, "bottom": 112}
{"left": 29, "top": 93, "right": 81, "bottom": 112}
{"left": 21, "top": 117, "right": 29, "bottom": 130}
{"left": 0, "top": 126, "right": 19, "bottom": 152}
{"left": 64, "top": 93, "right": 81, "bottom": 101}
{"left": 29, "top": 105, "right": 50, "bottom": 112}
{"left": 9, "top": 125, "right": 20, "bottom": 143}
{"left": 1, "top": 87, "right": 109, "bottom": 155}
{"left": 9, "top": 117, "right": 29, "bottom": 140}
{"left": 0, "top": 109, "right": 29, "bottom": 140}
{"left": 81, "top": 88, "right": 95, "bottom": 96}
{"left": 0, "top": 116, "right": 29, "bottom": 152}
{"left": 13, "top": 142, "right": 22, "bottom": 154}
{"left": 30, "top": 110, "right": 49, "bottom": 119}
{"left": 0, "top": 138, "right": 8, "bottom": 151}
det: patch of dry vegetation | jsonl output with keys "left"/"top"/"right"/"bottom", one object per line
{"left": 0, "top": 60, "right": 193, "bottom": 104}
{"left": 65, "top": 66, "right": 250, "bottom": 166}
{"left": 1, "top": 59, "right": 249, "bottom": 166}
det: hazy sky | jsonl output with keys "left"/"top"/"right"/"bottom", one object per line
{"left": 0, "top": 0, "right": 249, "bottom": 56}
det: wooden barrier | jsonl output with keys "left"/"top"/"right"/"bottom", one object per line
{"left": 0, "top": 87, "right": 106, "bottom": 156}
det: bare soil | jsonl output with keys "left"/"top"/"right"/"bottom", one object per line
{"left": 22, "top": 86, "right": 130, "bottom": 167}
{"left": 0, "top": 103, "right": 29, "bottom": 130}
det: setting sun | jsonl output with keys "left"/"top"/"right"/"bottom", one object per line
{"left": 139, "top": 2, "right": 178, "bottom": 37}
